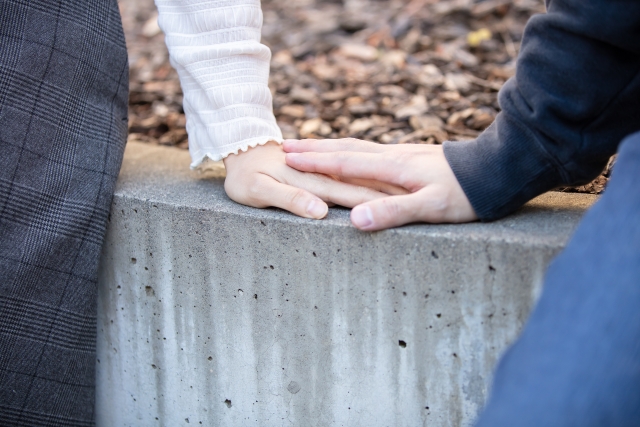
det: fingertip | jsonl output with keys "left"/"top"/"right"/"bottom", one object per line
{"left": 283, "top": 139, "right": 317, "bottom": 152}
{"left": 282, "top": 140, "right": 297, "bottom": 152}
{"left": 307, "top": 199, "right": 329, "bottom": 219}
{"left": 285, "top": 152, "right": 301, "bottom": 167}
{"left": 351, "top": 205, "right": 374, "bottom": 230}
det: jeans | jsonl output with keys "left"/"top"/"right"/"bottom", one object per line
{"left": 475, "top": 131, "right": 640, "bottom": 426}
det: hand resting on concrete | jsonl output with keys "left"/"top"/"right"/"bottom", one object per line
{"left": 284, "top": 138, "right": 478, "bottom": 230}
{"left": 222, "top": 141, "right": 395, "bottom": 220}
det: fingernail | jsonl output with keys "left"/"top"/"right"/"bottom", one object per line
{"left": 351, "top": 206, "right": 374, "bottom": 228}
{"left": 307, "top": 199, "right": 328, "bottom": 219}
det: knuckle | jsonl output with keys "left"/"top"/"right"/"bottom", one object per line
{"left": 422, "top": 187, "right": 451, "bottom": 222}
{"left": 343, "top": 137, "right": 366, "bottom": 151}
{"left": 393, "top": 153, "right": 416, "bottom": 186}
{"left": 335, "top": 152, "right": 352, "bottom": 174}
{"left": 246, "top": 174, "right": 262, "bottom": 192}
{"left": 287, "top": 188, "right": 308, "bottom": 208}
{"left": 356, "top": 185, "right": 376, "bottom": 203}
{"left": 223, "top": 178, "right": 242, "bottom": 202}
{"left": 245, "top": 175, "right": 268, "bottom": 204}
{"left": 381, "top": 197, "right": 404, "bottom": 220}
{"left": 394, "top": 152, "right": 414, "bottom": 168}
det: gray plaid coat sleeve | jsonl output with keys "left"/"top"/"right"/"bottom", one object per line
{"left": 0, "top": 0, "right": 129, "bottom": 425}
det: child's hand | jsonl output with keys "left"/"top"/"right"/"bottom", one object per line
{"left": 284, "top": 138, "right": 478, "bottom": 230}
{"left": 222, "top": 141, "right": 390, "bottom": 219}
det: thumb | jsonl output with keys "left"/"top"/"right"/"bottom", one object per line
{"left": 226, "top": 173, "right": 329, "bottom": 220}
{"left": 350, "top": 186, "right": 453, "bottom": 230}
{"left": 350, "top": 194, "right": 423, "bottom": 231}
{"left": 257, "top": 175, "right": 329, "bottom": 219}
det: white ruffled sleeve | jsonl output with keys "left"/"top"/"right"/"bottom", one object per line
{"left": 155, "top": 0, "right": 283, "bottom": 168}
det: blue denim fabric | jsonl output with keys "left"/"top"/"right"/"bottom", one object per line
{"left": 475, "top": 131, "right": 640, "bottom": 426}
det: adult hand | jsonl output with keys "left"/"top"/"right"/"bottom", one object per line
{"left": 283, "top": 138, "right": 478, "bottom": 230}
{"left": 222, "top": 141, "right": 391, "bottom": 219}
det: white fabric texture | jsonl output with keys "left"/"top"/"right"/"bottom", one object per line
{"left": 155, "top": 0, "right": 283, "bottom": 167}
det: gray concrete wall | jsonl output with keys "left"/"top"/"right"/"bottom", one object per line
{"left": 95, "top": 142, "right": 597, "bottom": 427}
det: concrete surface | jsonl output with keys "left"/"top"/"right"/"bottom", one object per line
{"left": 95, "top": 142, "right": 598, "bottom": 427}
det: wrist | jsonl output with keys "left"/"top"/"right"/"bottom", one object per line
{"left": 223, "top": 140, "right": 282, "bottom": 170}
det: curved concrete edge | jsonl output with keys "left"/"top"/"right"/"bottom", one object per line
{"left": 95, "top": 142, "right": 597, "bottom": 427}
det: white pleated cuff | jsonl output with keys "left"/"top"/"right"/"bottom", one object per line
{"left": 188, "top": 123, "right": 284, "bottom": 168}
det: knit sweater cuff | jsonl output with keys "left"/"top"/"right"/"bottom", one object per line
{"left": 443, "top": 112, "right": 565, "bottom": 221}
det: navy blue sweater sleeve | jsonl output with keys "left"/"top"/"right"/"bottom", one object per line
{"left": 443, "top": 0, "right": 640, "bottom": 221}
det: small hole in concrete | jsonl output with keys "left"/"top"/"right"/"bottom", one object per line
{"left": 314, "top": 306, "right": 318, "bottom": 309}
{"left": 270, "top": 265, "right": 274, "bottom": 270}
{"left": 436, "top": 313, "right": 441, "bottom": 318}
{"left": 399, "top": 340, "right": 407, "bottom": 348}
{"left": 313, "top": 252, "right": 317, "bottom": 257}
{"left": 144, "top": 267, "right": 148, "bottom": 270}
{"left": 431, "top": 251, "right": 439, "bottom": 259}
{"left": 254, "top": 294, "right": 258, "bottom": 300}
{"left": 425, "top": 294, "right": 429, "bottom": 298}
{"left": 287, "top": 381, "right": 301, "bottom": 394}
{"left": 131, "top": 258, "right": 137, "bottom": 264}
{"left": 453, "top": 353, "right": 458, "bottom": 358}
{"left": 451, "top": 290, "right": 455, "bottom": 294}
{"left": 117, "top": 285, "right": 121, "bottom": 289}
{"left": 224, "top": 399, "right": 232, "bottom": 408}
{"left": 402, "top": 292, "right": 407, "bottom": 296}
{"left": 489, "top": 265, "right": 496, "bottom": 272}
{"left": 151, "top": 364, "right": 157, "bottom": 369}
{"left": 145, "top": 286, "right": 154, "bottom": 296}
{"left": 261, "top": 221, "right": 266, "bottom": 226}
{"left": 208, "top": 356, "right": 212, "bottom": 361}
{"left": 425, "top": 406, "right": 429, "bottom": 410}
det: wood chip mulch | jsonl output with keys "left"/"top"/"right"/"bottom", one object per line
{"left": 119, "top": 0, "right": 610, "bottom": 194}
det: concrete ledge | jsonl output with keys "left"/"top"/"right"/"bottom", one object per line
{"left": 96, "top": 142, "right": 597, "bottom": 427}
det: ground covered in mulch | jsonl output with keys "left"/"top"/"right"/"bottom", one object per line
{"left": 119, "top": 0, "right": 610, "bottom": 194}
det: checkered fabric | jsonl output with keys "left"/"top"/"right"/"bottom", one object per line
{"left": 0, "top": 0, "right": 128, "bottom": 425}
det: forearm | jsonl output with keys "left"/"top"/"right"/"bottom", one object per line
{"left": 155, "top": 0, "right": 283, "bottom": 168}
{"left": 444, "top": 0, "right": 640, "bottom": 221}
